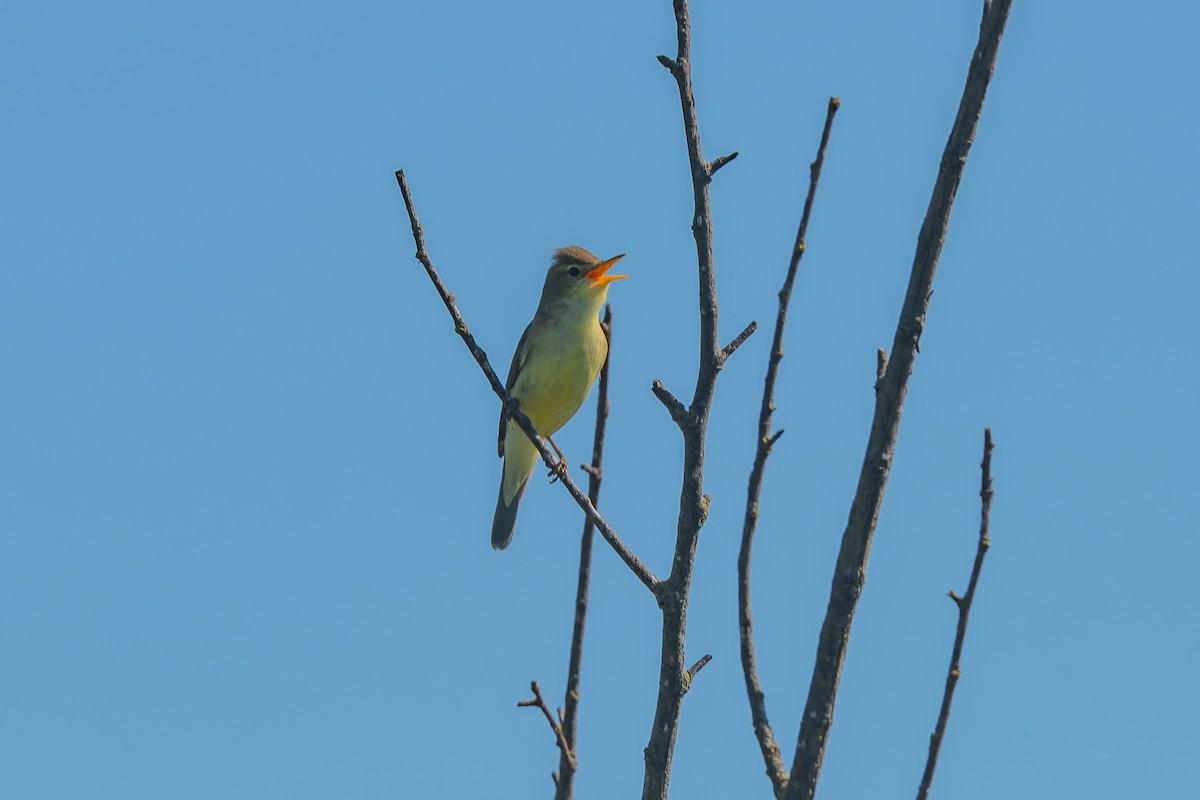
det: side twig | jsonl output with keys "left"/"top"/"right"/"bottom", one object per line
{"left": 915, "top": 428, "right": 994, "bottom": 800}
{"left": 518, "top": 681, "right": 577, "bottom": 779}
{"left": 553, "top": 305, "right": 614, "bottom": 800}
{"left": 651, "top": 379, "right": 689, "bottom": 427}
{"left": 738, "top": 97, "right": 840, "bottom": 798}
{"left": 785, "top": 3, "right": 1013, "bottom": 799}
{"left": 394, "top": 170, "right": 658, "bottom": 594}
{"left": 720, "top": 320, "right": 758, "bottom": 363}
{"left": 683, "top": 653, "right": 713, "bottom": 693}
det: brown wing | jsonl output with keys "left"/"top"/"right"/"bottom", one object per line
{"left": 498, "top": 323, "right": 533, "bottom": 458}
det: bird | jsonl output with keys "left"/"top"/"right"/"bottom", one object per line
{"left": 491, "top": 245, "right": 627, "bottom": 549}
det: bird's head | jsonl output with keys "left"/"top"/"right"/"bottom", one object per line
{"left": 537, "top": 246, "right": 627, "bottom": 314}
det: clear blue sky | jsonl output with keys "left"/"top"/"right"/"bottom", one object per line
{"left": 3, "top": 1, "right": 1197, "bottom": 798}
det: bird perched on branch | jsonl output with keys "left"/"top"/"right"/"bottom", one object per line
{"left": 491, "top": 246, "right": 627, "bottom": 549}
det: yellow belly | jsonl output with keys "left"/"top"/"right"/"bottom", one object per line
{"left": 500, "top": 316, "right": 606, "bottom": 505}
{"left": 511, "top": 319, "right": 606, "bottom": 437}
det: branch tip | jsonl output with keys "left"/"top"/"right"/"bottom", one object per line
{"left": 721, "top": 320, "right": 758, "bottom": 361}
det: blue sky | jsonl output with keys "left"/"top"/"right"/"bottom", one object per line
{"left": 2, "top": 1, "right": 1197, "bottom": 797}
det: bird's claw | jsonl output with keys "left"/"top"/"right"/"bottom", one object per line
{"left": 546, "top": 459, "right": 569, "bottom": 484}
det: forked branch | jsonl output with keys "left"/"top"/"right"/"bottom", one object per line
{"left": 518, "top": 681, "right": 576, "bottom": 777}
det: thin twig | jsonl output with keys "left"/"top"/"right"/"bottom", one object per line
{"left": 642, "top": 1, "right": 735, "bottom": 797}
{"left": 394, "top": 170, "right": 659, "bottom": 594}
{"left": 553, "top": 305, "right": 614, "bottom": 800}
{"left": 915, "top": 428, "right": 994, "bottom": 800}
{"left": 738, "top": 96, "right": 840, "bottom": 798}
{"left": 518, "top": 681, "right": 577, "bottom": 772}
{"left": 784, "top": 3, "right": 1014, "bottom": 798}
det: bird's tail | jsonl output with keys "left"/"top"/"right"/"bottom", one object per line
{"left": 491, "top": 426, "right": 538, "bottom": 549}
{"left": 491, "top": 477, "right": 528, "bottom": 550}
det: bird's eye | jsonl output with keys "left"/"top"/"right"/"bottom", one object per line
{"left": 567, "top": 266, "right": 581, "bottom": 277}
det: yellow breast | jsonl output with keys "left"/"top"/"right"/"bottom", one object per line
{"left": 511, "top": 315, "right": 607, "bottom": 437}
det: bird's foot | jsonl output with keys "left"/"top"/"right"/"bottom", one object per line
{"left": 547, "top": 458, "right": 569, "bottom": 484}
{"left": 543, "top": 436, "right": 569, "bottom": 483}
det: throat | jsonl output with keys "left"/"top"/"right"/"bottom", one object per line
{"left": 539, "top": 291, "right": 606, "bottom": 327}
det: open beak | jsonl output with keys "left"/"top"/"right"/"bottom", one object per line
{"left": 585, "top": 254, "right": 628, "bottom": 286}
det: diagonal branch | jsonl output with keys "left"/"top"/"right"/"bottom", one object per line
{"left": 915, "top": 428, "right": 995, "bottom": 800}
{"left": 739, "top": 96, "right": 840, "bottom": 798}
{"left": 394, "top": 170, "right": 659, "bottom": 594}
{"left": 784, "top": 3, "right": 1014, "bottom": 798}
{"left": 553, "top": 305, "right": 614, "bottom": 800}
{"left": 651, "top": 379, "right": 690, "bottom": 428}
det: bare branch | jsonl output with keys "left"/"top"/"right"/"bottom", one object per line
{"left": 785, "top": 3, "right": 1014, "bottom": 798}
{"left": 720, "top": 320, "right": 758, "bottom": 363}
{"left": 738, "top": 96, "right": 840, "bottom": 798}
{"left": 518, "top": 681, "right": 577, "bottom": 772}
{"left": 651, "top": 379, "right": 689, "bottom": 428}
{"left": 915, "top": 428, "right": 995, "bottom": 800}
{"left": 394, "top": 170, "right": 659, "bottom": 594}
{"left": 554, "top": 305, "right": 614, "bottom": 800}
{"left": 642, "top": 1, "right": 737, "bottom": 796}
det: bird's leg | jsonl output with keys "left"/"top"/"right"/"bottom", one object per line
{"left": 545, "top": 436, "right": 569, "bottom": 483}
